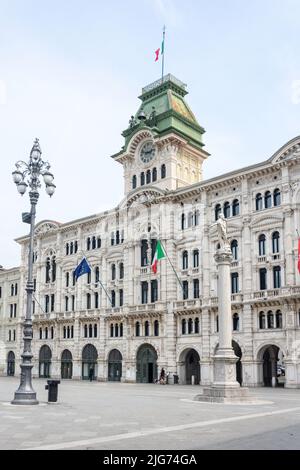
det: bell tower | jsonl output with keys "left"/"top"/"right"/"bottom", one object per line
{"left": 110, "top": 74, "right": 210, "bottom": 196}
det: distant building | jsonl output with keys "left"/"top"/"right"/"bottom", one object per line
{"left": 1, "top": 74, "right": 300, "bottom": 387}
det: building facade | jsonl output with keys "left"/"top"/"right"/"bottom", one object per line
{"left": 1, "top": 74, "right": 300, "bottom": 387}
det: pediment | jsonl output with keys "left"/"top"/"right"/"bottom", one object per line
{"left": 250, "top": 214, "right": 283, "bottom": 229}
{"left": 269, "top": 136, "right": 300, "bottom": 164}
{"left": 119, "top": 187, "right": 165, "bottom": 210}
{"left": 35, "top": 220, "right": 60, "bottom": 236}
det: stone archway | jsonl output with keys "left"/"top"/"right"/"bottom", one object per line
{"left": 258, "top": 344, "right": 285, "bottom": 387}
{"left": 178, "top": 348, "right": 201, "bottom": 385}
{"left": 61, "top": 349, "right": 73, "bottom": 379}
{"left": 108, "top": 349, "right": 122, "bottom": 382}
{"left": 7, "top": 351, "right": 15, "bottom": 376}
{"left": 39, "top": 345, "right": 52, "bottom": 378}
{"left": 136, "top": 344, "right": 158, "bottom": 383}
{"left": 82, "top": 344, "right": 98, "bottom": 380}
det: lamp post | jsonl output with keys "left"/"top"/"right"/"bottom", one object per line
{"left": 11, "top": 138, "right": 55, "bottom": 405}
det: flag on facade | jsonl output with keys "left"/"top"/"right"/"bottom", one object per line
{"left": 151, "top": 240, "right": 166, "bottom": 273}
{"left": 154, "top": 30, "right": 165, "bottom": 62}
{"left": 73, "top": 257, "right": 91, "bottom": 281}
{"left": 298, "top": 239, "right": 300, "bottom": 273}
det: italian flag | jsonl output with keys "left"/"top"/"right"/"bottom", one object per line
{"left": 151, "top": 240, "right": 166, "bottom": 273}
{"left": 155, "top": 36, "right": 164, "bottom": 62}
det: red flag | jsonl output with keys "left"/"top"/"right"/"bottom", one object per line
{"left": 298, "top": 239, "right": 300, "bottom": 273}
{"left": 155, "top": 48, "right": 160, "bottom": 62}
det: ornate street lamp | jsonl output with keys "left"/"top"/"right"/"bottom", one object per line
{"left": 11, "top": 138, "right": 55, "bottom": 405}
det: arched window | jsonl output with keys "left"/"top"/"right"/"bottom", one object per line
{"left": 188, "top": 318, "right": 193, "bottom": 334}
{"left": 264, "top": 191, "right": 272, "bottom": 209}
{"left": 231, "top": 240, "right": 238, "bottom": 260}
{"left": 144, "top": 321, "right": 149, "bottom": 336}
{"left": 45, "top": 327, "right": 48, "bottom": 339}
{"left": 161, "top": 164, "right": 166, "bottom": 179}
{"left": 154, "top": 320, "right": 159, "bottom": 336}
{"left": 276, "top": 310, "right": 282, "bottom": 329}
{"left": 65, "top": 296, "right": 69, "bottom": 312}
{"left": 87, "top": 271, "right": 91, "bottom": 284}
{"left": 135, "top": 321, "right": 140, "bottom": 337}
{"left": 74, "top": 241, "right": 78, "bottom": 253}
{"left": 259, "top": 268, "right": 267, "bottom": 290}
{"left": 114, "top": 324, "right": 119, "bottom": 337}
{"left": 110, "top": 324, "right": 114, "bottom": 337}
{"left": 66, "top": 243, "right": 69, "bottom": 255}
{"left": 181, "top": 213, "right": 185, "bottom": 230}
{"left": 39, "top": 328, "right": 42, "bottom": 339}
{"left": 273, "top": 266, "right": 281, "bottom": 288}
{"left": 194, "top": 210, "right": 200, "bottom": 226}
{"left": 95, "top": 267, "right": 100, "bottom": 283}
{"left": 224, "top": 201, "right": 230, "bottom": 218}
{"left": 193, "top": 279, "right": 199, "bottom": 298}
{"left": 87, "top": 237, "right": 91, "bottom": 251}
{"left": 89, "top": 324, "right": 93, "bottom": 338}
{"left": 216, "top": 315, "right": 219, "bottom": 332}
{"left": 188, "top": 212, "right": 193, "bottom": 227}
{"left": 232, "top": 199, "right": 240, "bottom": 216}
{"left": 259, "top": 312, "right": 266, "bottom": 329}
{"left": 71, "top": 326, "right": 74, "bottom": 337}
{"left": 193, "top": 249, "right": 199, "bottom": 268}
{"left": 132, "top": 175, "right": 137, "bottom": 189}
{"left": 92, "top": 236, "right": 96, "bottom": 249}
{"left": 267, "top": 311, "right": 274, "bottom": 328}
{"left": 259, "top": 234, "right": 266, "bottom": 256}
{"left": 152, "top": 167, "right": 157, "bottom": 182}
{"left": 274, "top": 188, "right": 281, "bottom": 207}
{"left": 111, "top": 264, "right": 116, "bottom": 280}
{"left": 272, "top": 231, "right": 280, "bottom": 253}
{"left": 97, "top": 237, "right": 101, "bottom": 248}
{"left": 182, "top": 319, "right": 186, "bottom": 334}
{"left": 70, "top": 242, "right": 73, "bottom": 255}
{"left": 182, "top": 251, "right": 188, "bottom": 270}
{"left": 119, "top": 289, "right": 123, "bottom": 307}
{"left": 146, "top": 169, "right": 151, "bottom": 184}
{"left": 51, "top": 256, "right": 56, "bottom": 282}
{"left": 119, "top": 263, "right": 124, "bottom": 279}
{"left": 86, "top": 293, "right": 91, "bottom": 309}
{"left": 66, "top": 272, "right": 69, "bottom": 287}
{"left": 231, "top": 272, "right": 239, "bottom": 294}
{"left": 67, "top": 326, "right": 70, "bottom": 339}
{"left": 120, "top": 323, "right": 123, "bottom": 337}
{"left": 215, "top": 204, "right": 221, "bottom": 221}
{"left": 233, "top": 313, "right": 239, "bottom": 331}
{"left": 116, "top": 230, "right": 120, "bottom": 245}
{"left": 141, "top": 239, "right": 148, "bottom": 267}
{"left": 84, "top": 324, "right": 88, "bottom": 338}
{"left": 94, "top": 292, "right": 99, "bottom": 309}
{"left": 46, "top": 257, "right": 51, "bottom": 283}
{"left": 111, "top": 232, "right": 115, "bottom": 246}
{"left": 183, "top": 280, "right": 189, "bottom": 300}
{"left": 194, "top": 317, "right": 200, "bottom": 334}
{"left": 11, "top": 284, "right": 14, "bottom": 296}
{"left": 140, "top": 172, "right": 145, "bottom": 186}
{"left": 256, "top": 193, "right": 263, "bottom": 211}
{"left": 111, "top": 290, "right": 116, "bottom": 308}
{"left": 63, "top": 326, "right": 66, "bottom": 339}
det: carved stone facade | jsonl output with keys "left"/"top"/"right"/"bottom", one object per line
{"left": 1, "top": 77, "right": 300, "bottom": 388}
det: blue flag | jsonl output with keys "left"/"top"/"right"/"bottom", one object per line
{"left": 73, "top": 257, "right": 91, "bottom": 281}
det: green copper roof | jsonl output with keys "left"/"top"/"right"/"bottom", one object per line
{"left": 113, "top": 74, "right": 206, "bottom": 157}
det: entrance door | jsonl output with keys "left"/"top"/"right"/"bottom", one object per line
{"left": 136, "top": 345, "right": 158, "bottom": 383}
{"left": 7, "top": 351, "right": 15, "bottom": 376}
{"left": 108, "top": 349, "right": 122, "bottom": 382}
{"left": 185, "top": 349, "right": 200, "bottom": 384}
{"left": 263, "top": 349, "right": 273, "bottom": 386}
{"left": 39, "top": 345, "right": 52, "bottom": 378}
{"left": 61, "top": 349, "right": 73, "bottom": 379}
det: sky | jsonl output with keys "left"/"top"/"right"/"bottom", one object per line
{"left": 0, "top": 0, "right": 299, "bottom": 267}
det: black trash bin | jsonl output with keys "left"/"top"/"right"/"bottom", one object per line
{"left": 173, "top": 374, "right": 179, "bottom": 384}
{"left": 45, "top": 380, "right": 60, "bottom": 402}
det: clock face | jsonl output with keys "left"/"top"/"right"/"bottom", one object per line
{"left": 139, "top": 141, "right": 156, "bottom": 164}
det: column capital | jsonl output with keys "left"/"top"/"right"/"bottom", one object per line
{"left": 214, "top": 248, "right": 233, "bottom": 264}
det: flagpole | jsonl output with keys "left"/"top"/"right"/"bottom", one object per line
{"left": 159, "top": 240, "right": 183, "bottom": 290}
{"left": 80, "top": 250, "right": 113, "bottom": 307}
{"left": 161, "top": 25, "right": 166, "bottom": 82}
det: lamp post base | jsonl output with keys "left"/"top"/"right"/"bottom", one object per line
{"left": 11, "top": 391, "right": 39, "bottom": 405}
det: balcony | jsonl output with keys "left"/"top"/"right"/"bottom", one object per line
{"left": 257, "top": 256, "right": 266, "bottom": 263}
{"left": 231, "top": 293, "right": 243, "bottom": 303}
{"left": 253, "top": 288, "right": 282, "bottom": 299}
{"left": 175, "top": 299, "right": 202, "bottom": 310}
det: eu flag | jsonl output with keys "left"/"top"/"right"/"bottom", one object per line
{"left": 73, "top": 257, "right": 91, "bottom": 281}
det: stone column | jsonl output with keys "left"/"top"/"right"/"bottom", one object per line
{"left": 213, "top": 248, "right": 239, "bottom": 388}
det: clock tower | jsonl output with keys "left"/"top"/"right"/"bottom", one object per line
{"left": 110, "top": 74, "right": 210, "bottom": 196}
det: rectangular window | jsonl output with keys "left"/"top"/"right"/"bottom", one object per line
{"left": 71, "top": 295, "right": 75, "bottom": 311}
{"left": 51, "top": 294, "right": 55, "bottom": 312}
{"left": 259, "top": 268, "right": 267, "bottom": 290}
{"left": 231, "top": 273, "right": 239, "bottom": 294}
{"left": 10, "top": 304, "right": 13, "bottom": 318}
{"left": 119, "top": 289, "right": 123, "bottom": 307}
{"left": 273, "top": 267, "right": 281, "bottom": 289}
{"left": 141, "top": 281, "right": 148, "bottom": 304}
{"left": 14, "top": 304, "right": 17, "bottom": 317}
{"left": 151, "top": 280, "right": 158, "bottom": 303}
{"left": 183, "top": 280, "right": 189, "bottom": 300}
{"left": 141, "top": 240, "right": 148, "bottom": 267}
{"left": 193, "top": 279, "right": 200, "bottom": 298}
{"left": 45, "top": 295, "right": 49, "bottom": 313}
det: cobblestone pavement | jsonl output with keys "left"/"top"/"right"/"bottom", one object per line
{"left": 0, "top": 377, "right": 300, "bottom": 450}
